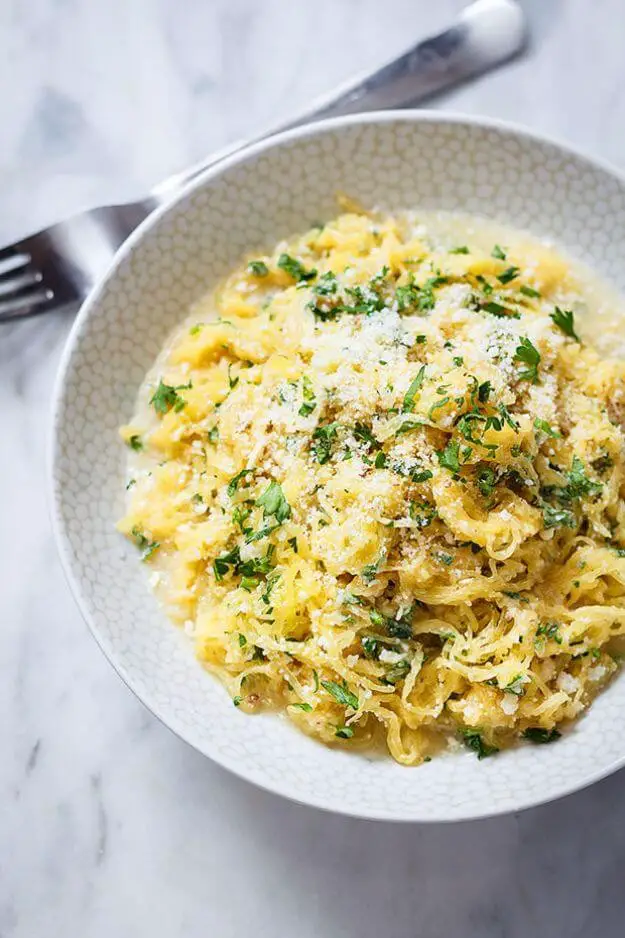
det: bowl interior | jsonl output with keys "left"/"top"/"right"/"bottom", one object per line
{"left": 52, "top": 114, "right": 625, "bottom": 821}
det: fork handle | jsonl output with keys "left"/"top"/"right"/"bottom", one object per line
{"left": 154, "top": 0, "right": 525, "bottom": 201}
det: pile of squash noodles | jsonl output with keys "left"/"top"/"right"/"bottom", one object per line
{"left": 119, "top": 208, "right": 625, "bottom": 765}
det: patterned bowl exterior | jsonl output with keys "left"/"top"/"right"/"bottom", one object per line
{"left": 50, "top": 113, "right": 625, "bottom": 821}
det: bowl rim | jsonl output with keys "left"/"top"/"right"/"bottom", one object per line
{"left": 49, "top": 108, "right": 625, "bottom": 822}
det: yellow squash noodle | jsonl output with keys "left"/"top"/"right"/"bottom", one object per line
{"left": 118, "top": 209, "right": 625, "bottom": 765}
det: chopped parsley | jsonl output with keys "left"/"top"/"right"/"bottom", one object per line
{"left": 476, "top": 274, "right": 493, "bottom": 295}
{"left": 361, "top": 635, "right": 379, "bottom": 659}
{"left": 256, "top": 481, "right": 291, "bottom": 523}
{"left": 208, "top": 426, "right": 219, "bottom": 445}
{"left": 298, "top": 375, "right": 316, "bottom": 417}
{"left": 409, "top": 500, "right": 437, "bottom": 528}
{"left": 395, "top": 275, "right": 447, "bottom": 313}
{"left": 227, "top": 468, "right": 253, "bottom": 496}
{"left": 478, "top": 381, "right": 492, "bottom": 403}
{"left": 369, "top": 608, "right": 412, "bottom": 639}
{"left": 307, "top": 272, "right": 340, "bottom": 319}
{"left": 130, "top": 525, "right": 160, "bottom": 561}
{"left": 460, "top": 729, "right": 499, "bottom": 759}
{"left": 536, "top": 622, "right": 562, "bottom": 645}
{"left": 503, "top": 674, "right": 527, "bottom": 696}
{"left": 312, "top": 422, "right": 340, "bottom": 464}
{"left": 449, "top": 245, "right": 469, "bottom": 255}
{"left": 292, "top": 702, "right": 313, "bottom": 712}
{"left": 402, "top": 365, "right": 426, "bottom": 413}
{"left": 522, "top": 727, "right": 561, "bottom": 744}
{"left": 213, "top": 544, "right": 276, "bottom": 587}
{"left": 550, "top": 307, "right": 579, "bottom": 341}
{"left": 497, "top": 266, "right": 520, "bottom": 285}
{"left": 232, "top": 504, "right": 252, "bottom": 535}
{"left": 353, "top": 422, "right": 379, "bottom": 450}
{"left": 491, "top": 244, "right": 507, "bottom": 260}
{"left": 248, "top": 260, "right": 269, "bottom": 277}
{"left": 437, "top": 439, "right": 461, "bottom": 474}
{"left": 520, "top": 284, "right": 541, "bottom": 299}
{"left": 321, "top": 680, "right": 358, "bottom": 710}
{"left": 482, "top": 300, "right": 518, "bottom": 319}
{"left": 228, "top": 364, "right": 239, "bottom": 390}
{"left": 384, "top": 660, "right": 411, "bottom": 684}
{"left": 534, "top": 418, "right": 560, "bottom": 438}
{"left": 564, "top": 456, "right": 602, "bottom": 500}
{"left": 542, "top": 505, "right": 576, "bottom": 529}
{"left": 514, "top": 337, "right": 541, "bottom": 383}
{"left": 476, "top": 466, "right": 497, "bottom": 498}
{"left": 150, "top": 379, "right": 192, "bottom": 414}
{"left": 127, "top": 434, "right": 143, "bottom": 451}
{"left": 335, "top": 725, "right": 354, "bottom": 739}
{"left": 314, "top": 271, "right": 338, "bottom": 296}
{"left": 277, "top": 253, "right": 317, "bottom": 282}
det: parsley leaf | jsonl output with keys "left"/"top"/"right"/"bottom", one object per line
{"left": 564, "top": 456, "right": 602, "bottom": 499}
{"left": 476, "top": 466, "right": 497, "bottom": 497}
{"left": 534, "top": 418, "right": 560, "bottom": 438}
{"left": 536, "top": 622, "right": 563, "bottom": 645}
{"left": 292, "top": 702, "right": 313, "bottom": 712}
{"left": 321, "top": 680, "right": 359, "bottom": 710}
{"left": 497, "top": 266, "right": 520, "bottom": 285}
{"left": 361, "top": 635, "right": 379, "bottom": 659}
{"left": 460, "top": 729, "right": 499, "bottom": 759}
{"left": 227, "top": 469, "right": 253, "bottom": 496}
{"left": 491, "top": 244, "right": 507, "bottom": 260}
{"left": 437, "top": 439, "right": 461, "bottom": 474}
{"left": 213, "top": 546, "right": 241, "bottom": 581}
{"left": 449, "top": 245, "right": 469, "bottom": 254}
{"left": 127, "top": 434, "right": 143, "bottom": 451}
{"left": 335, "top": 725, "right": 354, "bottom": 739}
{"left": 384, "top": 660, "right": 411, "bottom": 684}
{"left": 550, "top": 307, "right": 579, "bottom": 341}
{"left": 503, "top": 674, "right": 528, "bottom": 696}
{"left": 130, "top": 525, "right": 160, "bottom": 561}
{"left": 256, "top": 481, "right": 291, "bottom": 523}
{"left": 298, "top": 375, "right": 316, "bottom": 417}
{"left": 514, "top": 337, "right": 541, "bottom": 383}
{"left": 402, "top": 365, "right": 426, "bottom": 413}
{"left": 482, "top": 300, "right": 518, "bottom": 319}
{"left": 353, "top": 422, "right": 379, "bottom": 450}
{"left": 248, "top": 260, "right": 269, "bottom": 277}
{"left": 478, "top": 380, "right": 492, "bottom": 403}
{"left": 312, "top": 422, "right": 340, "bottom": 464}
{"left": 277, "top": 253, "right": 317, "bottom": 282}
{"left": 520, "top": 284, "right": 541, "bottom": 299}
{"left": 522, "top": 727, "right": 561, "bottom": 744}
{"left": 150, "top": 379, "right": 192, "bottom": 414}
{"left": 542, "top": 505, "right": 576, "bottom": 529}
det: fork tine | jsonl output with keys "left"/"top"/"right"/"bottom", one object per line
{"left": 0, "top": 253, "right": 31, "bottom": 277}
{"left": 0, "top": 288, "right": 53, "bottom": 319}
{"left": 0, "top": 269, "right": 42, "bottom": 298}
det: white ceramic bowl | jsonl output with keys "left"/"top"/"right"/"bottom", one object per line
{"left": 51, "top": 112, "right": 625, "bottom": 821}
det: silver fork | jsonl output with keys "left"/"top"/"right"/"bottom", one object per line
{"left": 0, "top": 0, "right": 525, "bottom": 323}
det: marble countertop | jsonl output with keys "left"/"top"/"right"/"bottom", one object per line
{"left": 3, "top": 1, "right": 625, "bottom": 935}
